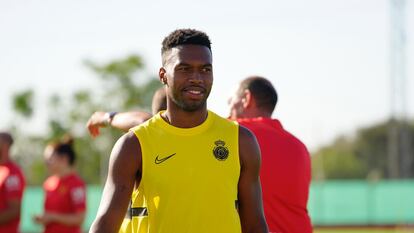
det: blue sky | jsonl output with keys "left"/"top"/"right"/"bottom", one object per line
{"left": 1, "top": 0, "right": 413, "bottom": 150}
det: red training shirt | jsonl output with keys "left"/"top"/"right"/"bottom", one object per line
{"left": 237, "top": 117, "right": 312, "bottom": 233}
{"left": 42, "top": 173, "right": 86, "bottom": 233}
{"left": 0, "top": 161, "right": 25, "bottom": 233}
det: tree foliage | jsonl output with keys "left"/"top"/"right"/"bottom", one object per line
{"left": 312, "top": 119, "right": 414, "bottom": 180}
{"left": 12, "top": 89, "right": 34, "bottom": 118}
{"left": 9, "top": 54, "right": 162, "bottom": 185}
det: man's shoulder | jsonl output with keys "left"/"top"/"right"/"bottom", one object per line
{"left": 239, "top": 117, "right": 309, "bottom": 152}
{"left": 277, "top": 125, "right": 307, "bottom": 147}
{"left": 44, "top": 175, "right": 59, "bottom": 190}
{"left": 118, "top": 131, "right": 141, "bottom": 148}
{"left": 111, "top": 132, "right": 142, "bottom": 164}
{"left": 66, "top": 173, "right": 86, "bottom": 187}
{"left": 4, "top": 162, "right": 24, "bottom": 178}
{"left": 238, "top": 124, "right": 257, "bottom": 144}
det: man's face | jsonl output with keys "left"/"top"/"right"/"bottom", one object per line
{"left": 228, "top": 86, "right": 245, "bottom": 120}
{"left": 0, "top": 137, "right": 9, "bottom": 159}
{"left": 44, "top": 146, "right": 64, "bottom": 174}
{"left": 161, "top": 45, "right": 213, "bottom": 112}
{"left": 0, "top": 139, "right": 4, "bottom": 160}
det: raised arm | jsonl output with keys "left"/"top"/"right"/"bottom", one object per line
{"left": 89, "top": 132, "right": 141, "bottom": 233}
{"left": 86, "top": 111, "right": 152, "bottom": 137}
{"left": 33, "top": 212, "right": 85, "bottom": 226}
{"left": 238, "top": 126, "right": 268, "bottom": 233}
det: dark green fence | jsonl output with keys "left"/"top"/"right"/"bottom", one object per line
{"left": 20, "top": 181, "right": 414, "bottom": 232}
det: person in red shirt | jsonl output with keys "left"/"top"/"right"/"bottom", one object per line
{"left": 228, "top": 76, "right": 312, "bottom": 233}
{"left": 0, "top": 132, "right": 25, "bottom": 233}
{"left": 33, "top": 136, "right": 86, "bottom": 233}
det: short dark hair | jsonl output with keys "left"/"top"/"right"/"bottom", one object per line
{"left": 161, "top": 29, "right": 211, "bottom": 64}
{"left": 0, "top": 132, "right": 13, "bottom": 146}
{"left": 49, "top": 135, "right": 76, "bottom": 166}
{"left": 239, "top": 76, "right": 278, "bottom": 114}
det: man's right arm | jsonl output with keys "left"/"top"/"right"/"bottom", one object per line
{"left": 0, "top": 172, "right": 24, "bottom": 224}
{"left": 89, "top": 132, "right": 141, "bottom": 233}
{"left": 0, "top": 199, "right": 21, "bottom": 224}
{"left": 86, "top": 111, "right": 152, "bottom": 137}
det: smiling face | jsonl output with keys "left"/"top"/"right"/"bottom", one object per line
{"left": 160, "top": 44, "right": 213, "bottom": 112}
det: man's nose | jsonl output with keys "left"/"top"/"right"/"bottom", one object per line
{"left": 189, "top": 71, "right": 203, "bottom": 83}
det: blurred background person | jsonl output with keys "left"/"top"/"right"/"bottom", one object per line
{"left": 33, "top": 136, "right": 86, "bottom": 233}
{"left": 228, "top": 76, "right": 312, "bottom": 233}
{"left": 0, "top": 132, "right": 25, "bottom": 233}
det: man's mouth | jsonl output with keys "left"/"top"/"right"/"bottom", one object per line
{"left": 183, "top": 87, "right": 205, "bottom": 99}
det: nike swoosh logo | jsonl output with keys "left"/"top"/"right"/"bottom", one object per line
{"left": 155, "top": 153, "right": 176, "bottom": 164}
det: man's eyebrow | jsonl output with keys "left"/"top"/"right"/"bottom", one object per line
{"left": 176, "top": 62, "right": 191, "bottom": 66}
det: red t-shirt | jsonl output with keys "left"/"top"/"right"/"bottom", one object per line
{"left": 238, "top": 117, "right": 312, "bottom": 233}
{"left": 0, "top": 161, "right": 25, "bottom": 233}
{"left": 42, "top": 173, "right": 86, "bottom": 233}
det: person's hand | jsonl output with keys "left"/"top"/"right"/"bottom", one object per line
{"left": 86, "top": 111, "right": 108, "bottom": 138}
{"left": 32, "top": 214, "right": 42, "bottom": 224}
{"left": 32, "top": 213, "right": 53, "bottom": 225}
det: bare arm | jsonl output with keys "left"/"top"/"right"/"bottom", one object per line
{"left": 0, "top": 199, "right": 21, "bottom": 224}
{"left": 33, "top": 211, "right": 85, "bottom": 226}
{"left": 238, "top": 126, "right": 268, "bottom": 233}
{"left": 86, "top": 111, "right": 152, "bottom": 137}
{"left": 89, "top": 132, "right": 141, "bottom": 233}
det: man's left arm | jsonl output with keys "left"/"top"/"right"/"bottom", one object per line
{"left": 237, "top": 125, "right": 268, "bottom": 233}
{"left": 0, "top": 173, "right": 24, "bottom": 224}
{"left": 0, "top": 199, "right": 21, "bottom": 224}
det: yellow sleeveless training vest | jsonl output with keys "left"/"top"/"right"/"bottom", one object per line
{"left": 124, "top": 110, "right": 241, "bottom": 233}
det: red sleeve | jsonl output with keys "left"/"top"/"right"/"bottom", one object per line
{"left": 70, "top": 183, "right": 86, "bottom": 212}
{"left": 4, "top": 172, "right": 25, "bottom": 200}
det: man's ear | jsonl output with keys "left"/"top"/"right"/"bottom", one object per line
{"left": 159, "top": 67, "right": 167, "bottom": 85}
{"left": 241, "top": 89, "right": 253, "bottom": 108}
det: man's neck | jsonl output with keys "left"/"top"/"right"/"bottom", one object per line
{"left": 240, "top": 108, "right": 272, "bottom": 119}
{"left": 0, "top": 152, "right": 10, "bottom": 164}
{"left": 162, "top": 108, "right": 208, "bottom": 128}
{"left": 57, "top": 167, "right": 73, "bottom": 178}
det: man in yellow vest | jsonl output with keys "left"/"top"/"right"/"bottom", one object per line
{"left": 89, "top": 29, "right": 268, "bottom": 233}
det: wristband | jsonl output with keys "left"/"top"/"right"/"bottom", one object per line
{"left": 105, "top": 111, "right": 118, "bottom": 125}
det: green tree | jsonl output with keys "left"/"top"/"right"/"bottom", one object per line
{"left": 312, "top": 119, "right": 414, "bottom": 180}
{"left": 9, "top": 54, "right": 162, "bottom": 185}
{"left": 84, "top": 54, "right": 161, "bottom": 110}
{"left": 12, "top": 89, "right": 34, "bottom": 118}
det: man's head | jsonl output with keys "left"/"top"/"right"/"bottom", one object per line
{"left": 159, "top": 29, "right": 213, "bottom": 112}
{"left": 0, "top": 132, "right": 13, "bottom": 162}
{"left": 152, "top": 87, "right": 167, "bottom": 115}
{"left": 44, "top": 135, "right": 76, "bottom": 174}
{"left": 228, "top": 76, "right": 278, "bottom": 120}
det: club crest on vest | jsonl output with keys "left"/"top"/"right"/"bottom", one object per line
{"left": 213, "top": 140, "right": 229, "bottom": 161}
